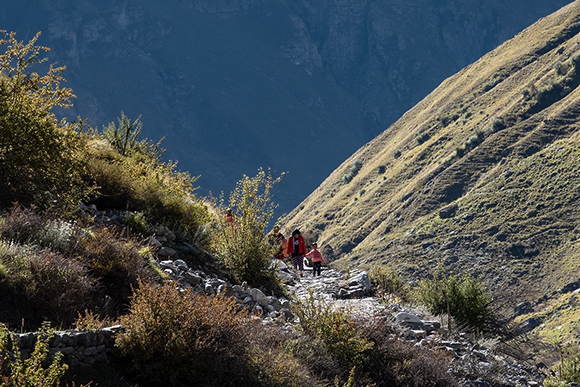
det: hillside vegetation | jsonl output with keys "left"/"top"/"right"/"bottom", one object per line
{"left": 282, "top": 0, "right": 580, "bottom": 314}
{"left": 0, "top": 30, "right": 466, "bottom": 387}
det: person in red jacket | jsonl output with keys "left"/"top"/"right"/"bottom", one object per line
{"left": 305, "top": 242, "right": 326, "bottom": 277}
{"left": 287, "top": 229, "right": 306, "bottom": 277}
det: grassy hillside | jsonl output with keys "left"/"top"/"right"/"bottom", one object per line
{"left": 282, "top": 0, "right": 580, "bottom": 310}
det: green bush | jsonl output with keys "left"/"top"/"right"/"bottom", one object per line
{"left": 0, "top": 31, "right": 90, "bottom": 214}
{"left": 211, "top": 168, "right": 281, "bottom": 288}
{"left": 117, "top": 281, "right": 254, "bottom": 387}
{"left": 0, "top": 323, "right": 69, "bottom": 387}
{"left": 125, "top": 212, "right": 148, "bottom": 235}
{"left": 342, "top": 159, "right": 363, "bottom": 184}
{"left": 415, "top": 273, "right": 494, "bottom": 332}
{"left": 102, "top": 112, "right": 157, "bottom": 158}
{"left": 85, "top": 136, "right": 210, "bottom": 239}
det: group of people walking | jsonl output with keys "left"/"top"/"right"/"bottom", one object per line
{"left": 268, "top": 226, "right": 326, "bottom": 278}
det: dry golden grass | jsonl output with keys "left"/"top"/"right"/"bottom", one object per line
{"left": 282, "top": 0, "right": 580, "bottom": 316}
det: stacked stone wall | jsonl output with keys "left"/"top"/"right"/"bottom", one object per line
{"left": 14, "top": 325, "right": 122, "bottom": 368}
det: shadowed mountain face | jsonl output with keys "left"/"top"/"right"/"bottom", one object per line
{"left": 0, "top": 0, "right": 571, "bottom": 214}
{"left": 283, "top": 1, "right": 580, "bottom": 309}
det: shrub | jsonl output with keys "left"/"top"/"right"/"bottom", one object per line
{"left": 85, "top": 138, "right": 210, "bottom": 239}
{"left": 360, "top": 318, "right": 459, "bottom": 387}
{"left": 0, "top": 206, "right": 159, "bottom": 326}
{"left": 293, "top": 293, "right": 373, "bottom": 382}
{"left": 125, "top": 212, "right": 148, "bottom": 235}
{"left": 0, "top": 239, "right": 93, "bottom": 327}
{"left": 246, "top": 324, "right": 320, "bottom": 387}
{"left": 369, "top": 264, "right": 408, "bottom": 301}
{"left": 0, "top": 31, "right": 90, "bottom": 214}
{"left": 554, "top": 61, "right": 567, "bottom": 76}
{"left": 415, "top": 273, "right": 494, "bottom": 332}
{"left": 492, "top": 117, "right": 505, "bottom": 132}
{"left": 342, "top": 159, "right": 363, "bottom": 184}
{"left": 0, "top": 323, "right": 69, "bottom": 387}
{"left": 377, "top": 165, "right": 386, "bottom": 174}
{"left": 415, "top": 131, "right": 430, "bottom": 144}
{"left": 211, "top": 168, "right": 281, "bottom": 288}
{"left": 393, "top": 150, "right": 402, "bottom": 159}
{"left": 482, "top": 70, "right": 509, "bottom": 92}
{"left": 75, "top": 227, "right": 159, "bottom": 318}
{"left": 102, "top": 112, "right": 156, "bottom": 157}
{"left": 74, "top": 310, "right": 116, "bottom": 331}
{"left": 116, "top": 281, "right": 254, "bottom": 387}
{"left": 0, "top": 205, "right": 49, "bottom": 244}
{"left": 521, "top": 87, "right": 531, "bottom": 98}
{"left": 570, "top": 54, "right": 580, "bottom": 70}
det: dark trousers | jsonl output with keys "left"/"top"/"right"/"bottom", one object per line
{"left": 312, "top": 261, "right": 322, "bottom": 276}
{"left": 291, "top": 254, "right": 304, "bottom": 271}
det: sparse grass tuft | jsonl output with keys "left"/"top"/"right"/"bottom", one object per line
{"left": 369, "top": 264, "right": 409, "bottom": 301}
{"left": 125, "top": 212, "right": 148, "bottom": 235}
{"left": 342, "top": 159, "right": 363, "bottom": 184}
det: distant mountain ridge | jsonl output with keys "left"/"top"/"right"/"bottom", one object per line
{"left": 282, "top": 0, "right": 580, "bottom": 310}
{"left": 0, "top": 0, "right": 571, "bottom": 214}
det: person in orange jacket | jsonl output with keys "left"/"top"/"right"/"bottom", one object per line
{"left": 305, "top": 242, "right": 326, "bottom": 277}
{"left": 286, "top": 229, "right": 306, "bottom": 277}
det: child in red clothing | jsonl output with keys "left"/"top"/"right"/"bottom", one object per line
{"left": 305, "top": 242, "right": 326, "bottom": 276}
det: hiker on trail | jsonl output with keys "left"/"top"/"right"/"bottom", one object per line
{"left": 286, "top": 229, "right": 306, "bottom": 277}
{"left": 267, "top": 225, "right": 285, "bottom": 260}
{"left": 305, "top": 242, "right": 326, "bottom": 277}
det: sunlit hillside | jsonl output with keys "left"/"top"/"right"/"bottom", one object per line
{"left": 283, "top": 0, "right": 580, "bottom": 311}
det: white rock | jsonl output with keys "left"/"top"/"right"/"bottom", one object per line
{"left": 395, "top": 312, "right": 422, "bottom": 324}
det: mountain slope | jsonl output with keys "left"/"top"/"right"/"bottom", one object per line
{"left": 282, "top": 0, "right": 580, "bottom": 308}
{"left": 0, "top": 0, "right": 571, "bottom": 215}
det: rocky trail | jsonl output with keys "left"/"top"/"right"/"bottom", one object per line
{"left": 157, "top": 254, "right": 550, "bottom": 387}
